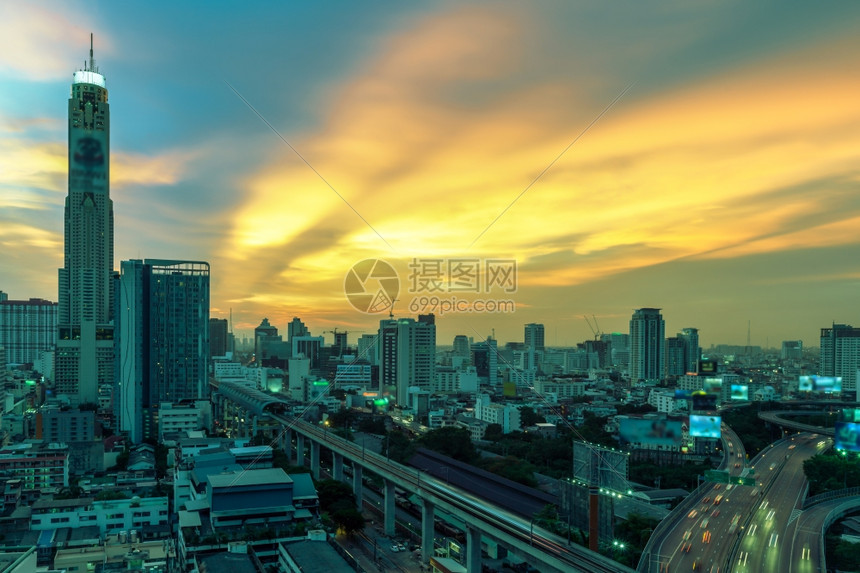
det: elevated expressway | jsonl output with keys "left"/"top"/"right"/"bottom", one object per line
{"left": 637, "top": 422, "right": 747, "bottom": 572}
{"left": 271, "top": 413, "right": 635, "bottom": 573}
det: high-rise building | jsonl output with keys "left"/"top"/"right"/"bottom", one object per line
{"left": 254, "top": 318, "right": 278, "bottom": 361}
{"left": 524, "top": 323, "right": 545, "bottom": 352}
{"left": 608, "top": 332, "right": 630, "bottom": 368}
{"left": 678, "top": 328, "right": 700, "bottom": 373}
{"left": 452, "top": 334, "right": 471, "bottom": 366}
{"left": 209, "top": 318, "right": 229, "bottom": 357}
{"left": 820, "top": 324, "right": 860, "bottom": 397}
{"left": 116, "top": 259, "right": 210, "bottom": 443}
{"left": 378, "top": 315, "right": 436, "bottom": 405}
{"left": 357, "top": 334, "right": 379, "bottom": 366}
{"left": 471, "top": 336, "right": 498, "bottom": 386}
{"left": 0, "top": 297, "right": 58, "bottom": 365}
{"left": 629, "top": 308, "right": 665, "bottom": 384}
{"left": 781, "top": 340, "right": 803, "bottom": 360}
{"left": 287, "top": 317, "right": 309, "bottom": 344}
{"left": 665, "top": 337, "right": 685, "bottom": 377}
{"left": 56, "top": 37, "right": 115, "bottom": 405}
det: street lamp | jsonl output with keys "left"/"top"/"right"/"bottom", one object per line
{"left": 323, "top": 419, "right": 330, "bottom": 441}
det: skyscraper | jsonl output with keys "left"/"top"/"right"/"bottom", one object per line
{"left": 678, "top": 328, "right": 700, "bottom": 374}
{"left": 116, "top": 259, "right": 210, "bottom": 443}
{"left": 56, "top": 37, "right": 115, "bottom": 405}
{"left": 209, "top": 318, "right": 229, "bottom": 357}
{"left": 629, "top": 308, "right": 665, "bottom": 384}
{"left": 665, "top": 336, "right": 685, "bottom": 377}
{"left": 471, "top": 336, "right": 498, "bottom": 386}
{"left": 287, "top": 317, "right": 310, "bottom": 344}
{"left": 524, "top": 323, "right": 545, "bottom": 352}
{"left": 0, "top": 296, "right": 58, "bottom": 365}
{"left": 378, "top": 315, "right": 436, "bottom": 405}
{"left": 820, "top": 324, "right": 860, "bottom": 397}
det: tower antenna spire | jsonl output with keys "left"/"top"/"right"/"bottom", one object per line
{"left": 88, "top": 33, "right": 97, "bottom": 73}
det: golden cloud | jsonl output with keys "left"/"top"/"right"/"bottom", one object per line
{"left": 218, "top": 6, "right": 860, "bottom": 332}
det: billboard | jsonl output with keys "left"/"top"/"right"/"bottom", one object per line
{"left": 835, "top": 422, "right": 860, "bottom": 452}
{"left": 618, "top": 418, "right": 682, "bottom": 446}
{"left": 842, "top": 409, "right": 860, "bottom": 423}
{"left": 730, "top": 384, "right": 749, "bottom": 400}
{"left": 815, "top": 376, "right": 842, "bottom": 393}
{"left": 799, "top": 375, "right": 842, "bottom": 393}
{"left": 699, "top": 360, "right": 718, "bottom": 374}
{"left": 703, "top": 377, "right": 722, "bottom": 394}
{"left": 675, "top": 389, "right": 693, "bottom": 399}
{"left": 692, "top": 391, "right": 717, "bottom": 411}
{"left": 69, "top": 130, "right": 109, "bottom": 195}
{"left": 690, "top": 415, "right": 722, "bottom": 438}
{"left": 572, "top": 441, "right": 629, "bottom": 492}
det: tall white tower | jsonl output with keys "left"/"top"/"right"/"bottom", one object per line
{"left": 55, "top": 35, "right": 115, "bottom": 405}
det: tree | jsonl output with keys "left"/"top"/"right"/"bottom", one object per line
{"left": 115, "top": 447, "right": 130, "bottom": 471}
{"left": 519, "top": 406, "right": 546, "bottom": 427}
{"left": 331, "top": 506, "right": 365, "bottom": 536}
{"left": 476, "top": 455, "right": 537, "bottom": 487}
{"left": 316, "top": 479, "right": 357, "bottom": 511}
{"left": 385, "top": 431, "right": 416, "bottom": 464}
{"left": 484, "top": 423, "right": 504, "bottom": 442}
{"left": 418, "top": 427, "right": 477, "bottom": 463}
{"left": 327, "top": 408, "right": 356, "bottom": 429}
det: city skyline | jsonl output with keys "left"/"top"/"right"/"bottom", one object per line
{"left": 2, "top": 2, "right": 860, "bottom": 348}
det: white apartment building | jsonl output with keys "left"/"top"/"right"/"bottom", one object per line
{"left": 30, "top": 496, "right": 169, "bottom": 533}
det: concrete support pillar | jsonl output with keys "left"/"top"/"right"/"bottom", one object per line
{"left": 466, "top": 525, "right": 482, "bottom": 573}
{"left": 310, "top": 440, "right": 321, "bottom": 480}
{"left": 383, "top": 479, "right": 396, "bottom": 537}
{"left": 296, "top": 434, "right": 305, "bottom": 467}
{"left": 333, "top": 452, "right": 343, "bottom": 481}
{"left": 353, "top": 465, "right": 363, "bottom": 510}
{"left": 421, "top": 498, "right": 435, "bottom": 564}
{"left": 280, "top": 428, "right": 292, "bottom": 464}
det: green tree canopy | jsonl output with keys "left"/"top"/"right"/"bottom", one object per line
{"left": 418, "top": 427, "right": 478, "bottom": 463}
{"left": 519, "top": 406, "right": 546, "bottom": 427}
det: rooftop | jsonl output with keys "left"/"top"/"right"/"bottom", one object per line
{"left": 283, "top": 539, "right": 353, "bottom": 573}
{"left": 209, "top": 468, "right": 292, "bottom": 489}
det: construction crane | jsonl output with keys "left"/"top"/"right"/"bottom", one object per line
{"left": 583, "top": 315, "right": 604, "bottom": 341}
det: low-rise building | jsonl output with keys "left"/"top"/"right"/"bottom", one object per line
{"left": 30, "top": 496, "right": 169, "bottom": 535}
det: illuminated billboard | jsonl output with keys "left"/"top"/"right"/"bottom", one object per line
{"left": 799, "top": 375, "right": 842, "bottom": 393}
{"left": 698, "top": 360, "right": 717, "bottom": 374}
{"left": 692, "top": 392, "right": 717, "bottom": 411}
{"left": 814, "top": 376, "right": 841, "bottom": 393}
{"left": 703, "top": 377, "right": 722, "bottom": 394}
{"left": 730, "top": 385, "right": 749, "bottom": 400}
{"left": 675, "top": 389, "right": 693, "bottom": 399}
{"left": 842, "top": 409, "right": 860, "bottom": 423}
{"left": 835, "top": 422, "right": 860, "bottom": 452}
{"left": 689, "top": 415, "right": 722, "bottom": 438}
{"left": 619, "top": 418, "right": 683, "bottom": 446}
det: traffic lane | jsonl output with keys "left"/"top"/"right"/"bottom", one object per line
{"left": 739, "top": 436, "right": 825, "bottom": 573}
{"left": 788, "top": 495, "right": 860, "bottom": 573}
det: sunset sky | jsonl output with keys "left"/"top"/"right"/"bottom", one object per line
{"left": 1, "top": 1, "right": 859, "bottom": 350}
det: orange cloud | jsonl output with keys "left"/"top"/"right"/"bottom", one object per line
{"left": 214, "top": 6, "right": 860, "bottom": 334}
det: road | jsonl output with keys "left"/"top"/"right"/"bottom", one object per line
{"left": 732, "top": 433, "right": 829, "bottom": 573}
{"left": 638, "top": 422, "right": 747, "bottom": 572}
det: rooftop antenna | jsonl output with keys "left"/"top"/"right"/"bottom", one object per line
{"left": 389, "top": 299, "right": 398, "bottom": 319}
{"left": 87, "top": 33, "right": 97, "bottom": 73}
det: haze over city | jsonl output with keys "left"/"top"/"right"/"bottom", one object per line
{"left": 2, "top": 1, "right": 860, "bottom": 346}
